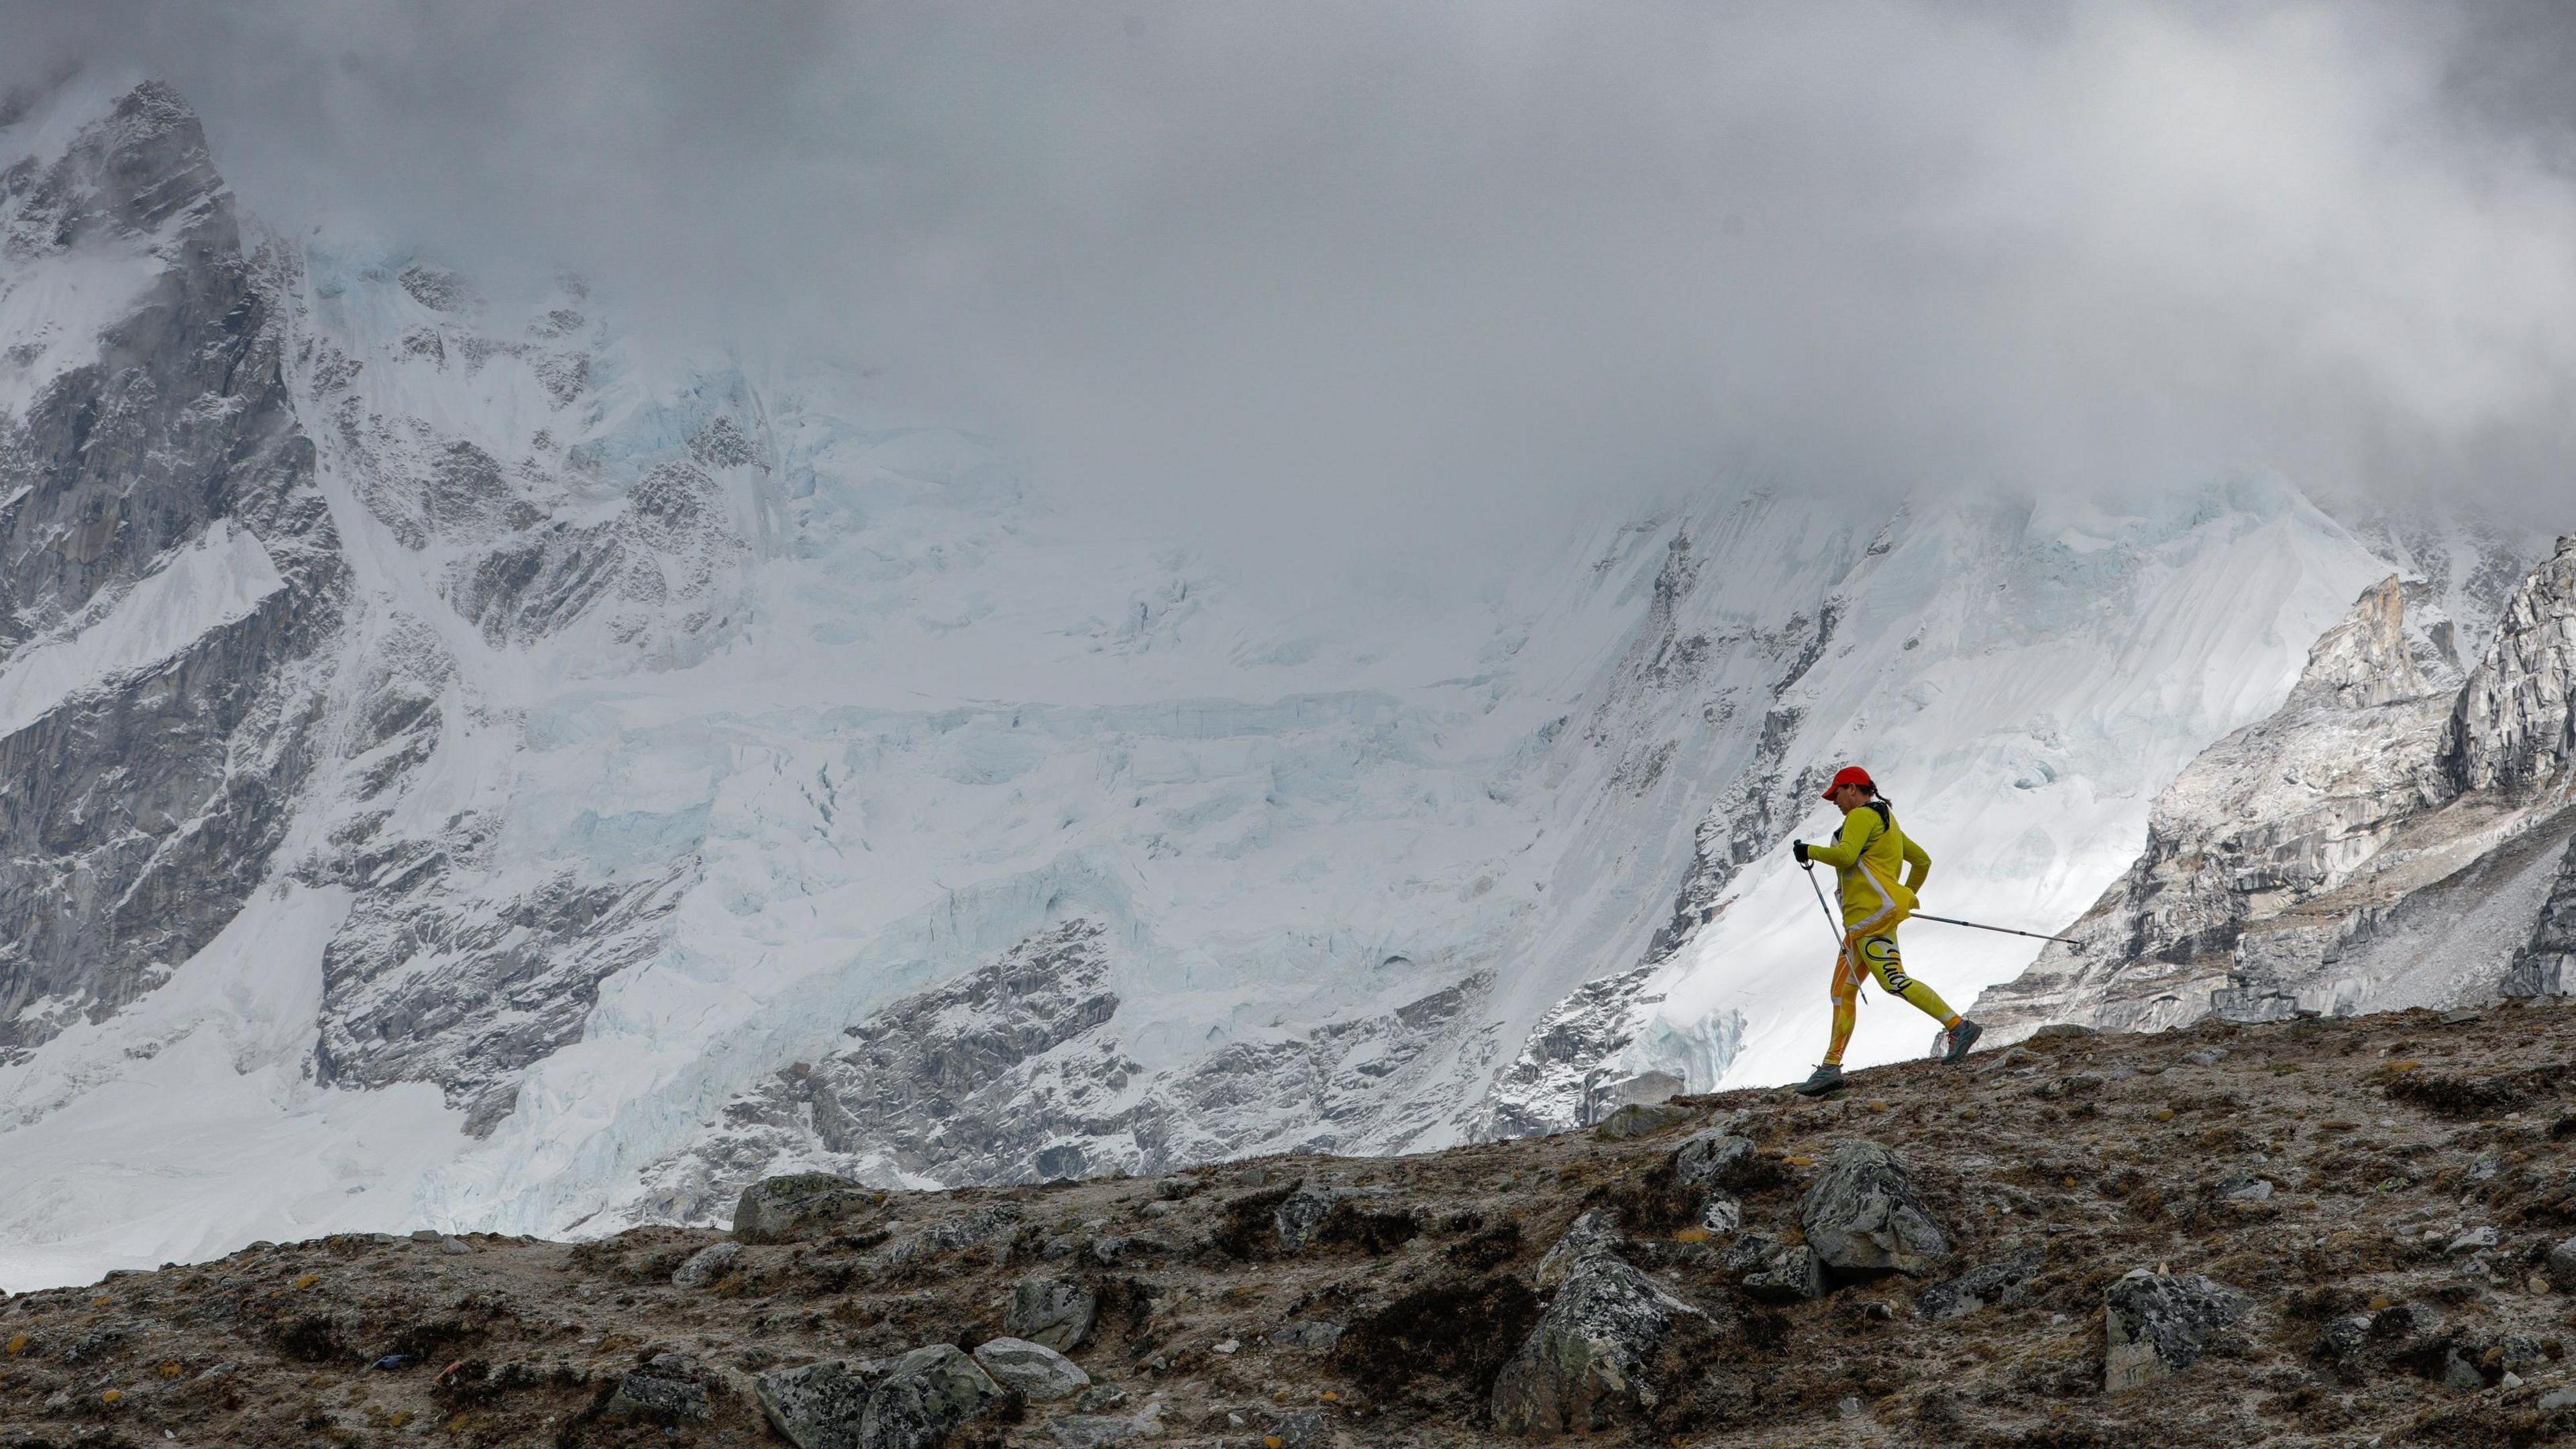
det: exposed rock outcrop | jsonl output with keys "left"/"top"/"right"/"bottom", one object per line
{"left": 1979, "top": 548, "right": 2576, "bottom": 1036}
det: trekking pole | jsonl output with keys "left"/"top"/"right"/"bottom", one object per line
{"left": 1801, "top": 864, "right": 1862, "bottom": 1000}
{"left": 1908, "top": 911, "right": 2084, "bottom": 949}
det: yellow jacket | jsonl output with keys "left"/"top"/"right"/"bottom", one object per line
{"left": 1805, "top": 802, "right": 1930, "bottom": 931}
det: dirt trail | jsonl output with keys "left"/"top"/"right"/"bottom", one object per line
{"left": 13, "top": 1004, "right": 2576, "bottom": 1446}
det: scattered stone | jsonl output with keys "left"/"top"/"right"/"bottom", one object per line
{"left": 1534, "top": 1210, "right": 1621, "bottom": 1293}
{"left": 2442, "top": 1348, "right": 2487, "bottom": 1393}
{"left": 1264, "top": 1408, "right": 1330, "bottom": 1446}
{"left": 971, "top": 1336, "right": 1088, "bottom": 1401}
{"left": 2314, "top": 1313, "right": 2373, "bottom": 1379}
{"left": 1074, "top": 1384, "right": 1129, "bottom": 1412}
{"left": 2182, "top": 1049, "right": 2227, "bottom": 1067}
{"left": 860, "top": 1344, "right": 1004, "bottom": 1449}
{"left": 1007, "top": 1275, "right": 1098, "bottom": 1352}
{"left": 437, "top": 1236, "right": 472, "bottom": 1256}
{"left": 2546, "top": 1235, "right": 2576, "bottom": 1291}
{"left": 2442, "top": 1010, "right": 2485, "bottom": 1026}
{"left": 2540, "top": 1386, "right": 2576, "bottom": 1411}
{"left": 408, "top": 1228, "right": 440, "bottom": 1242}
{"left": 1797, "top": 1140, "right": 1951, "bottom": 1278}
{"left": 1698, "top": 1194, "right": 1743, "bottom": 1234}
{"left": 1491, "top": 1254, "right": 1705, "bottom": 1434}
{"left": 2446, "top": 1226, "right": 2499, "bottom": 1256}
{"left": 1267, "top": 1320, "right": 1344, "bottom": 1352}
{"left": 2030, "top": 1024, "right": 2097, "bottom": 1040}
{"left": 735, "top": 1173, "right": 873, "bottom": 1245}
{"left": 755, "top": 1360, "right": 873, "bottom": 1449}
{"left": 2222, "top": 1177, "right": 2275, "bottom": 1202}
{"left": 2102, "top": 1270, "right": 2247, "bottom": 1393}
{"left": 672, "top": 1240, "right": 742, "bottom": 1288}
{"left": 1595, "top": 1102, "right": 1697, "bottom": 1140}
{"left": 1916, "top": 1246, "right": 2044, "bottom": 1322}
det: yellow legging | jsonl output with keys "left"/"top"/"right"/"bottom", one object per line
{"left": 1826, "top": 928, "right": 1960, "bottom": 1065}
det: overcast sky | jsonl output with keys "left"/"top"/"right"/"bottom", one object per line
{"left": 7, "top": 1, "right": 2573, "bottom": 574}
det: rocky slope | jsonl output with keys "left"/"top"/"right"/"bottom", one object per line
{"left": 1976, "top": 536, "right": 2576, "bottom": 1040}
{"left": 15, "top": 1004, "right": 2576, "bottom": 1446}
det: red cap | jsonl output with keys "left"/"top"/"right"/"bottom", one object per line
{"left": 1822, "top": 765, "right": 1874, "bottom": 799}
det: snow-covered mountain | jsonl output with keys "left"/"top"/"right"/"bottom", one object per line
{"left": 0, "top": 76, "right": 2552, "bottom": 1290}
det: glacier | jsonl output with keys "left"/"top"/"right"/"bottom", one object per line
{"left": 0, "top": 74, "right": 2540, "bottom": 1291}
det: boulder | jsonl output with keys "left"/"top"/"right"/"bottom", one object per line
{"left": 1796, "top": 1140, "right": 1950, "bottom": 1278}
{"left": 1006, "top": 1275, "right": 1099, "bottom": 1352}
{"left": 971, "top": 1337, "right": 1089, "bottom": 1401}
{"left": 859, "top": 1345, "right": 1004, "bottom": 1449}
{"left": 1915, "top": 1246, "right": 2043, "bottom": 1321}
{"left": 1272, "top": 1188, "right": 1348, "bottom": 1252}
{"left": 2313, "top": 1313, "right": 2373, "bottom": 1382}
{"left": 606, "top": 1354, "right": 714, "bottom": 1422}
{"left": 755, "top": 1360, "right": 874, "bottom": 1449}
{"left": 734, "top": 1173, "right": 873, "bottom": 1245}
{"left": 1671, "top": 1130, "right": 1758, "bottom": 1191}
{"left": 1534, "top": 1210, "right": 1621, "bottom": 1293}
{"left": 671, "top": 1240, "right": 741, "bottom": 1288}
{"left": 2102, "top": 1270, "right": 2247, "bottom": 1393}
{"left": 1697, "top": 1195, "right": 1742, "bottom": 1234}
{"left": 1595, "top": 1102, "right": 1697, "bottom": 1140}
{"left": 1491, "top": 1253, "right": 1705, "bottom": 1434}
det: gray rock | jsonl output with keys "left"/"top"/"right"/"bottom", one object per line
{"left": 672, "top": 1240, "right": 742, "bottom": 1287}
{"left": 1738, "top": 1242, "right": 1825, "bottom": 1303}
{"left": 1595, "top": 1102, "right": 1697, "bottom": 1140}
{"left": 735, "top": 1173, "right": 873, "bottom": 1245}
{"left": 1049, "top": 1407, "right": 1163, "bottom": 1447}
{"left": 1006, "top": 1275, "right": 1098, "bottom": 1352}
{"left": 2102, "top": 1270, "right": 2247, "bottom": 1393}
{"left": 1697, "top": 1194, "right": 1742, "bottom": 1234}
{"left": 970, "top": 1337, "right": 1088, "bottom": 1401}
{"left": 2029, "top": 1023, "right": 2097, "bottom": 1039}
{"left": 1796, "top": 1140, "right": 1950, "bottom": 1278}
{"left": 1671, "top": 1130, "right": 1758, "bottom": 1191}
{"left": 755, "top": 1360, "right": 874, "bottom": 1449}
{"left": 2313, "top": 1313, "right": 2373, "bottom": 1378}
{"left": 2447, "top": 1226, "right": 2499, "bottom": 1255}
{"left": 1268, "top": 1320, "right": 1345, "bottom": 1352}
{"left": 437, "top": 1236, "right": 473, "bottom": 1256}
{"left": 1915, "top": 1246, "right": 2044, "bottom": 1321}
{"left": 1264, "top": 1408, "right": 1330, "bottom": 1446}
{"left": 1272, "top": 1186, "right": 1385, "bottom": 1252}
{"left": 2182, "top": 1049, "right": 2228, "bottom": 1067}
{"left": 2442, "top": 1348, "right": 2487, "bottom": 1393}
{"left": 2222, "top": 1177, "right": 2275, "bottom": 1202}
{"left": 1534, "top": 1210, "right": 1621, "bottom": 1293}
{"left": 859, "top": 1345, "right": 1004, "bottom": 1449}
{"left": 2539, "top": 1386, "right": 2576, "bottom": 1411}
{"left": 2548, "top": 1236, "right": 2576, "bottom": 1291}
{"left": 1491, "top": 1252, "right": 1705, "bottom": 1434}
{"left": 606, "top": 1364, "right": 712, "bottom": 1423}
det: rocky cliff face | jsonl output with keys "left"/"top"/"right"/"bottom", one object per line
{"left": 0, "top": 80, "right": 346, "bottom": 1059}
{"left": 1978, "top": 537, "right": 2576, "bottom": 1038}
{"left": 2449, "top": 537, "right": 2576, "bottom": 796}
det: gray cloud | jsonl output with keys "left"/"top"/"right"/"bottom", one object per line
{"left": 8, "top": 1, "right": 2575, "bottom": 580}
